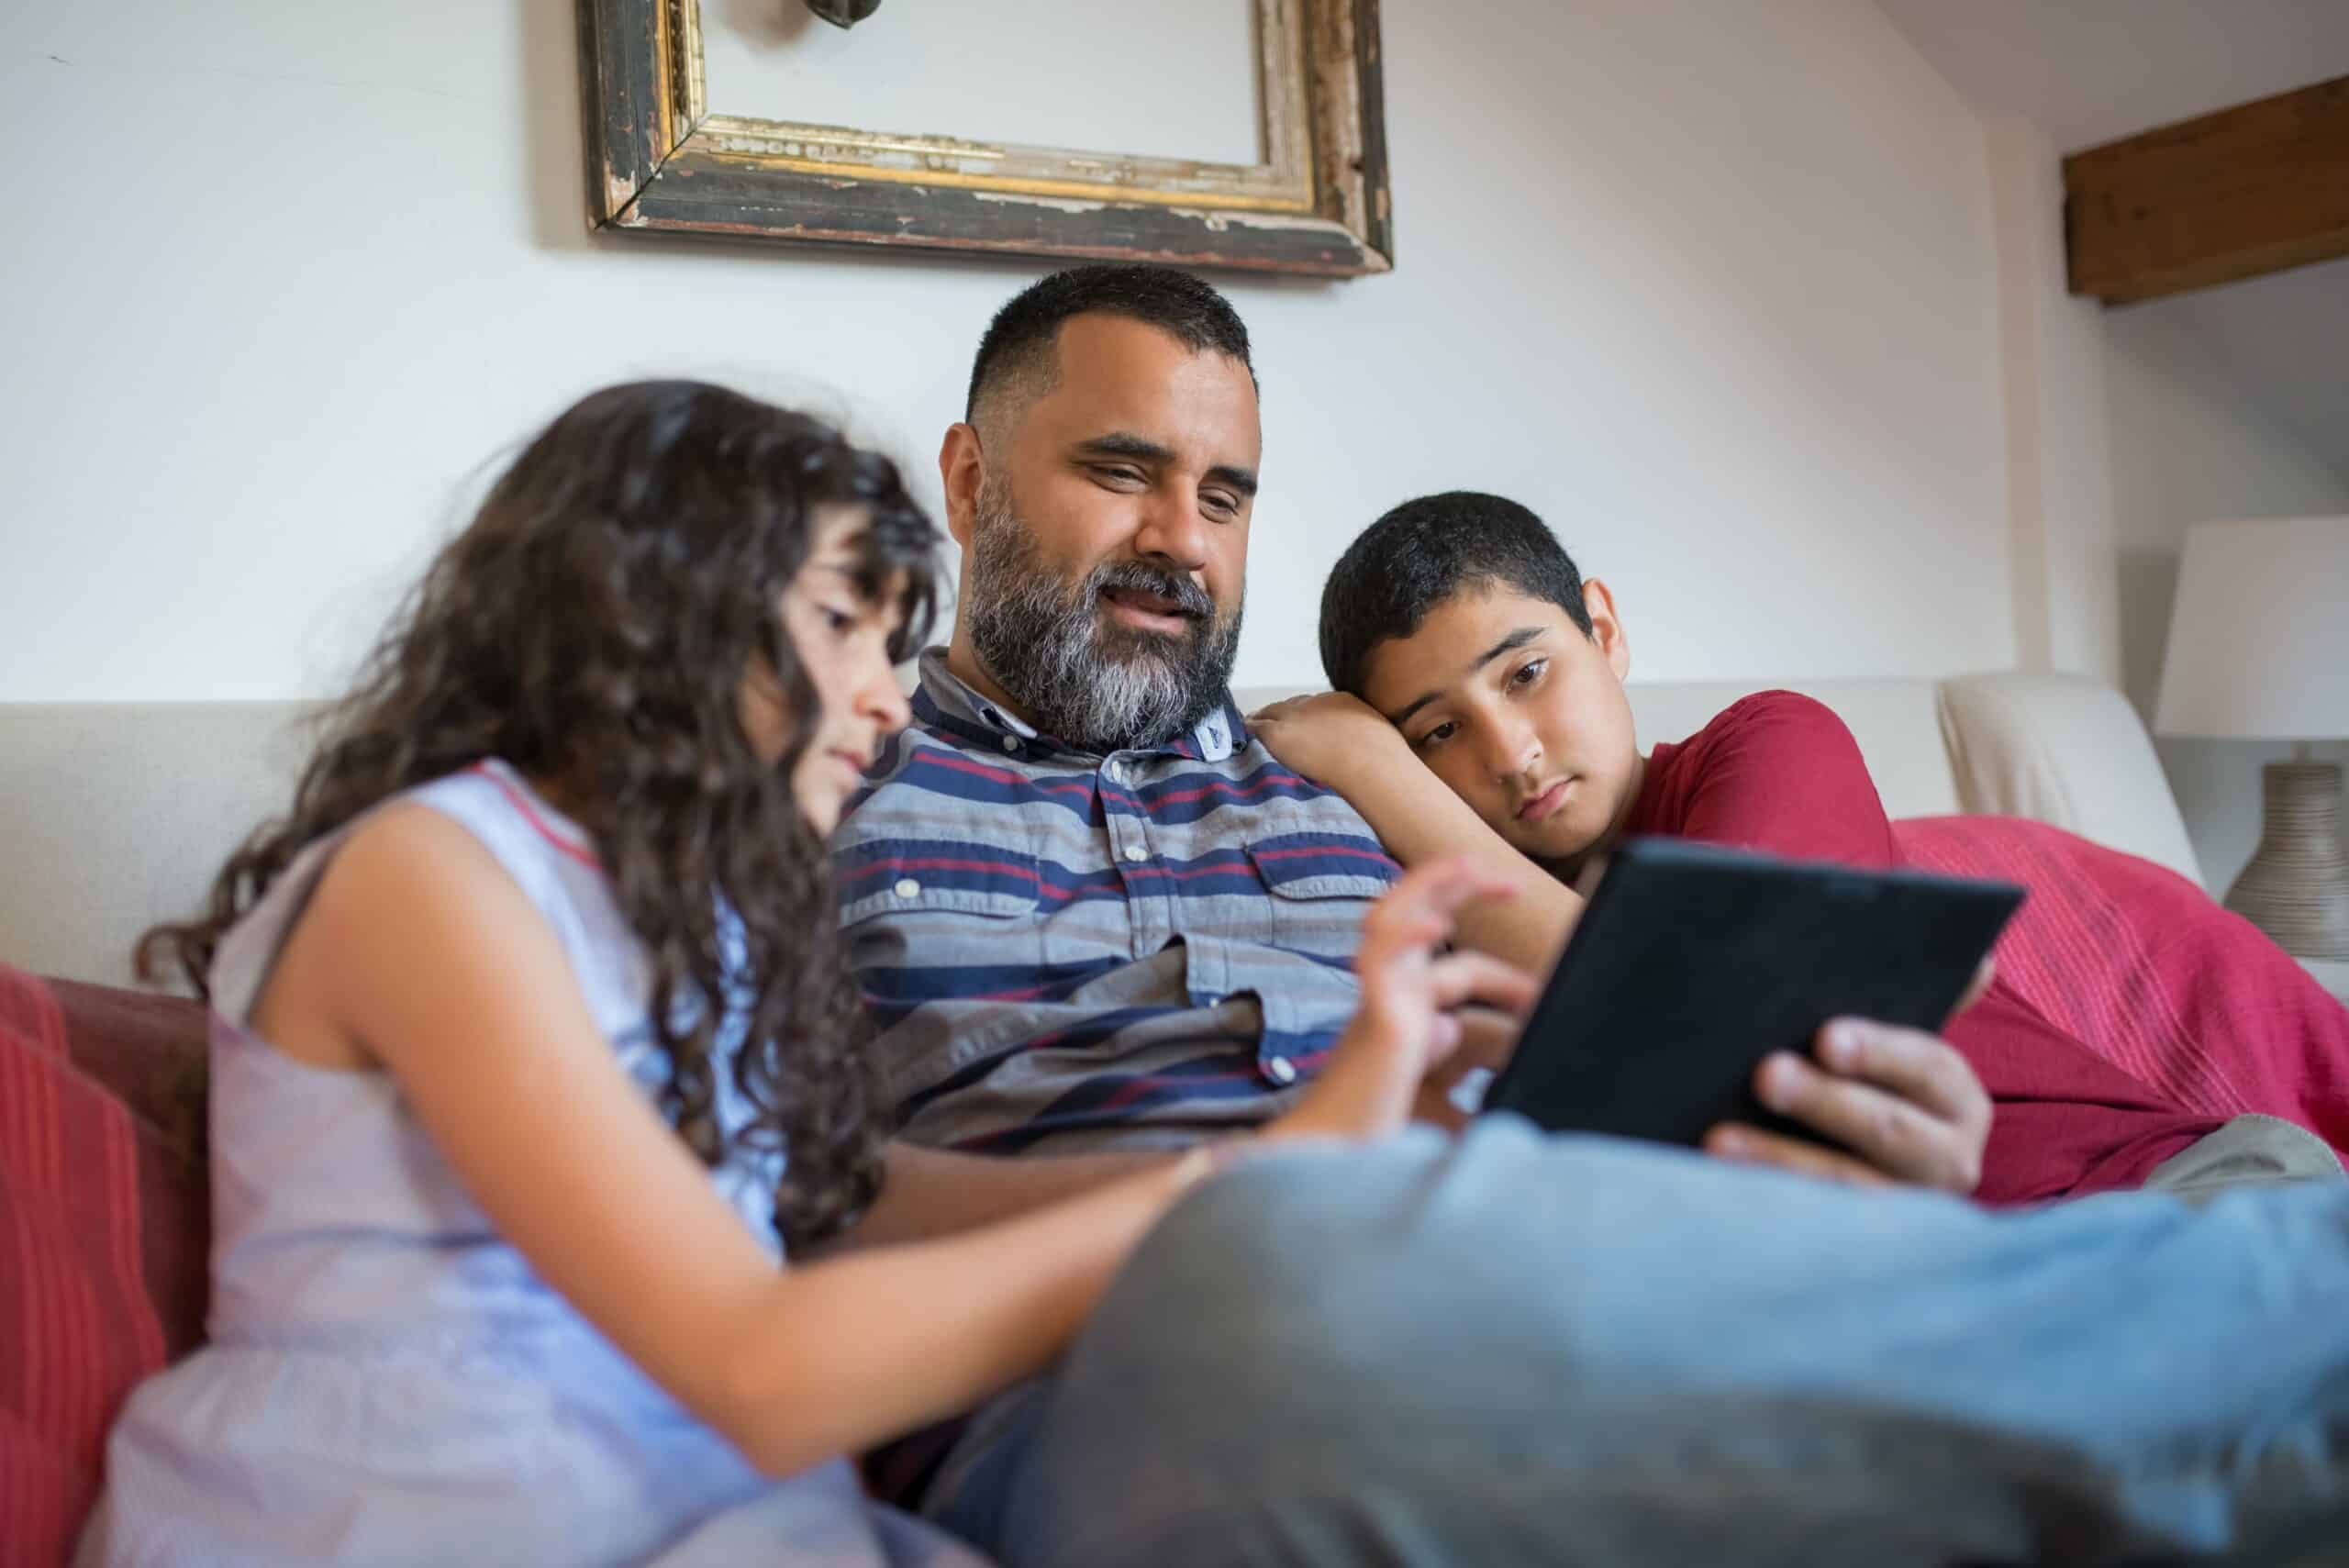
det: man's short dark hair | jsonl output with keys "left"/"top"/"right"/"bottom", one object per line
{"left": 964, "top": 264, "right": 1255, "bottom": 428}
{"left": 1319, "top": 492, "right": 1595, "bottom": 698}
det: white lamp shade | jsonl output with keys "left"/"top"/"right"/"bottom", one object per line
{"left": 2154, "top": 517, "right": 2349, "bottom": 741}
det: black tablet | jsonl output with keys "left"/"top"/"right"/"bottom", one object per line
{"left": 1479, "top": 837, "right": 2025, "bottom": 1148}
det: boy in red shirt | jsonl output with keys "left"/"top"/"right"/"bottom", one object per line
{"left": 1259, "top": 491, "right": 2344, "bottom": 1204}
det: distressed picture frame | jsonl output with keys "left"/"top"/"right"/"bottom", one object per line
{"left": 578, "top": 1, "right": 1393, "bottom": 276}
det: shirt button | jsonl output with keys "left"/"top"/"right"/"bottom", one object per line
{"left": 1122, "top": 843, "right": 1147, "bottom": 862}
{"left": 1001, "top": 736, "right": 1020, "bottom": 754}
{"left": 1265, "top": 1055, "right": 1298, "bottom": 1085}
{"left": 893, "top": 878, "right": 921, "bottom": 898}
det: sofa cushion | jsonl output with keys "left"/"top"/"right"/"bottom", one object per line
{"left": 1898, "top": 816, "right": 2349, "bottom": 1157}
{"left": 1626, "top": 679, "right": 1964, "bottom": 821}
{"left": 0, "top": 701, "right": 306, "bottom": 987}
{"left": 1935, "top": 673, "right": 2203, "bottom": 885}
{"left": 0, "top": 963, "right": 207, "bottom": 1563}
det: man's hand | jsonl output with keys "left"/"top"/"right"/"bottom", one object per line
{"left": 1250, "top": 691, "right": 1407, "bottom": 787}
{"left": 1702, "top": 1021, "right": 1991, "bottom": 1192}
{"left": 1700, "top": 957, "right": 1991, "bottom": 1187}
{"left": 1701, "top": 962, "right": 1998, "bottom": 1194}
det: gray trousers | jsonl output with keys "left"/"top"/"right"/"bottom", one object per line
{"left": 956, "top": 1119, "right": 2348, "bottom": 1567}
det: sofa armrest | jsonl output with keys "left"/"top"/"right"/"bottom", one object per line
{"left": 1936, "top": 673, "right": 2203, "bottom": 886}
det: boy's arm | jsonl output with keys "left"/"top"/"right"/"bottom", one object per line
{"left": 1252, "top": 692, "right": 1581, "bottom": 976}
{"left": 1667, "top": 692, "right": 1902, "bottom": 866}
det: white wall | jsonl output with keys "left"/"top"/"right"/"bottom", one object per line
{"left": 1875, "top": 0, "right": 2349, "bottom": 896}
{"left": 1984, "top": 115, "right": 2121, "bottom": 684}
{"left": 1875, "top": 0, "right": 2349, "bottom": 155}
{"left": 2, "top": 0, "right": 2013, "bottom": 706}
{"left": 2102, "top": 264, "right": 2349, "bottom": 892}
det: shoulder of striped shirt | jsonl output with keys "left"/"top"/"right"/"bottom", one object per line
{"left": 835, "top": 723, "right": 1389, "bottom": 838}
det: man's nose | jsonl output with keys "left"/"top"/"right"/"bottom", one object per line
{"left": 1130, "top": 486, "right": 1209, "bottom": 574}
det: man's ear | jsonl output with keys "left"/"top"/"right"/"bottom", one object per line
{"left": 938, "top": 422, "right": 985, "bottom": 549}
{"left": 1583, "top": 579, "right": 1631, "bottom": 682}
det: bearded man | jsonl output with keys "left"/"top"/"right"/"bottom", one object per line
{"left": 818, "top": 267, "right": 2190, "bottom": 1564}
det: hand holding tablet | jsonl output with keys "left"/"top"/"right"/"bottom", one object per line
{"left": 1479, "top": 839, "right": 2023, "bottom": 1158}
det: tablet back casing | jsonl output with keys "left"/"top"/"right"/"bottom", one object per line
{"left": 1481, "top": 838, "right": 2023, "bottom": 1146}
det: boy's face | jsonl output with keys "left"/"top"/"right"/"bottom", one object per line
{"left": 1359, "top": 582, "right": 1639, "bottom": 865}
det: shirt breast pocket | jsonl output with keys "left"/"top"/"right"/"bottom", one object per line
{"left": 835, "top": 840, "right": 1045, "bottom": 962}
{"left": 1243, "top": 830, "right": 1397, "bottom": 959}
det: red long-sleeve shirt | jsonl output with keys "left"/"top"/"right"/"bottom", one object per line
{"left": 1620, "top": 690, "right": 2224, "bottom": 1203}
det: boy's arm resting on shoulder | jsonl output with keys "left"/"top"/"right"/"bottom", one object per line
{"left": 306, "top": 806, "right": 1210, "bottom": 1481}
{"left": 1252, "top": 692, "right": 1581, "bottom": 975}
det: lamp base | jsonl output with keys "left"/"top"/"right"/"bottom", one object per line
{"left": 2224, "top": 761, "right": 2349, "bottom": 962}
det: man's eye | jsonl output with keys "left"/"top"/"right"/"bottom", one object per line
{"left": 1091, "top": 465, "right": 1145, "bottom": 488}
{"left": 1204, "top": 491, "right": 1241, "bottom": 517}
{"left": 1509, "top": 659, "right": 1547, "bottom": 689}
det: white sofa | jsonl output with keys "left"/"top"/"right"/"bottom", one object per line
{"left": 0, "top": 673, "right": 2201, "bottom": 987}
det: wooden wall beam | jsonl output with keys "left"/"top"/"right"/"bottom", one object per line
{"left": 2064, "top": 75, "right": 2349, "bottom": 306}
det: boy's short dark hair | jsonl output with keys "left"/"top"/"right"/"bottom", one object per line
{"left": 964, "top": 263, "right": 1256, "bottom": 429}
{"left": 1319, "top": 491, "right": 1594, "bottom": 697}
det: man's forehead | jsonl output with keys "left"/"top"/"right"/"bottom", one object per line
{"left": 1029, "top": 315, "right": 1259, "bottom": 446}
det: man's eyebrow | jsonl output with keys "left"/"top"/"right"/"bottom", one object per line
{"left": 1072, "top": 431, "right": 1174, "bottom": 465}
{"left": 1385, "top": 627, "right": 1547, "bottom": 727}
{"left": 1205, "top": 462, "right": 1259, "bottom": 498}
{"left": 1072, "top": 432, "right": 1258, "bottom": 498}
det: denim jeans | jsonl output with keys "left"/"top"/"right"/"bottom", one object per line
{"left": 952, "top": 1118, "right": 2348, "bottom": 1567}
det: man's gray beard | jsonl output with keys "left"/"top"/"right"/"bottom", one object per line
{"left": 963, "top": 477, "right": 1243, "bottom": 754}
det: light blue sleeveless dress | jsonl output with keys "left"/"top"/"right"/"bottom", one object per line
{"left": 78, "top": 762, "right": 991, "bottom": 1567}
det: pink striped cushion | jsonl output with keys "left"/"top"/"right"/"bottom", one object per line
{"left": 0, "top": 964, "right": 206, "bottom": 1563}
{"left": 1897, "top": 817, "right": 2349, "bottom": 1153}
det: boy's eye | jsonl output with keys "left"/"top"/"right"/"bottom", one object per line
{"left": 1508, "top": 659, "right": 1548, "bottom": 690}
{"left": 820, "top": 605, "right": 857, "bottom": 634}
{"left": 1413, "top": 720, "right": 1457, "bottom": 751}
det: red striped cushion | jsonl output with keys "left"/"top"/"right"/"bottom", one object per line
{"left": 0, "top": 964, "right": 206, "bottom": 1564}
{"left": 1897, "top": 817, "right": 2349, "bottom": 1155}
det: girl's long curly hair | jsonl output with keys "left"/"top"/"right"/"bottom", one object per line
{"left": 139, "top": 380, "right": 940, "bottom": 1249}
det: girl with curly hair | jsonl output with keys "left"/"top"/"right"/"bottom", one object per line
{"left": 78, "top": 381, "right": 1529, "bottom": 1567}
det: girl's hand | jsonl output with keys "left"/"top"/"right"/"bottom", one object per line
{"left": 1251, "top": 691, "right": 1409, "bottom": 787}
{"left": 1265, "top": 859, "right": 1539, "bottom": 1143}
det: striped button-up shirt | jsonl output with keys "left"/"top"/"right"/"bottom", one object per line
{"left": 834, "top": 649, "right": 1399, "bottom": 1152}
